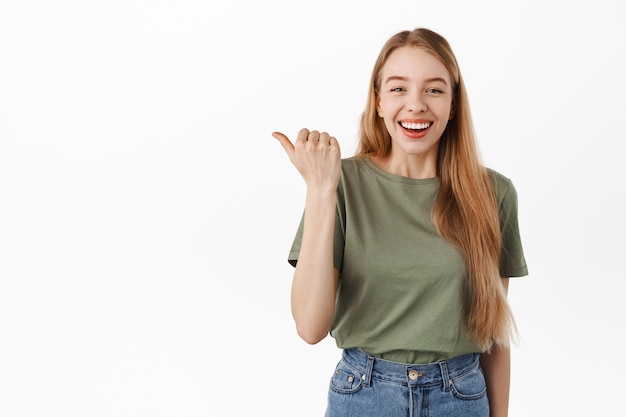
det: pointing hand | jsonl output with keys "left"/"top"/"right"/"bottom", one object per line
{"left": 272, "top": 128, "right": 341, "bottom": 192}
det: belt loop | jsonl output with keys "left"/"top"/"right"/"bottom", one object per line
{"left": 363, "top": 354, "right": 374, "bottom": 387}
{"left": 439, "top": 360, "right": 450, "bottom": 392}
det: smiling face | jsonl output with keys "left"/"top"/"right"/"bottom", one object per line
{"left": 376, "top": 46, "right": 453, "bottom": 171}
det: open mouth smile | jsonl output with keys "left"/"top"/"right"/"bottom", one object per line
{"left": 399, "top": 121, "right": 433, "bottom": 138}
{"left": 400, "top": 121, "right": 432, "bottom": 131}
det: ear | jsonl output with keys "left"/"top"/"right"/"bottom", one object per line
{"left": 376, "top": 98, "right": 383, "bottom": 118}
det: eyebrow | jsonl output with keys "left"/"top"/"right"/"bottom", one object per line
{"left": 383, "top": 75, "right": 449, "bottom": 86}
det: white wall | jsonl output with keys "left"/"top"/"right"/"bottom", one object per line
{"left": 0, "top": 0, "right": 624, "bottom": 415}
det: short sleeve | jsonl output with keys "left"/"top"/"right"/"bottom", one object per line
{"left": 495, "top": 174, "right": 529, "bottom": 278}
{"left": 287, "top": 182, "right": 346, "bottom": 272}
{"left": 287, "top": 214, "right": 305, "bottom": 267}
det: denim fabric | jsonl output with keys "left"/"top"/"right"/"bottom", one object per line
{"left": 325, "top": 348, "right": 489, "bottom": 417}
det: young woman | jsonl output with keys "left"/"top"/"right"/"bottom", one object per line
{"left": 272, "top": 28, "right": 528, "bottom": 417}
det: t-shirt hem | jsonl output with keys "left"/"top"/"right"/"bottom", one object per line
{"left": 288, "top": 251, "right": 299, "bottom": 267}
{"left": 501, "top": 265, "right": 529, "bottom": 278}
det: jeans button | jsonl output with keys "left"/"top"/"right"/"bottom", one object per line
{"left": 408, "top": 370, "right": 419, "bottom": 380}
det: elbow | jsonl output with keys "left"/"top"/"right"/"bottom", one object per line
{"left": 295, "top": 324, "right": 328, "bottom": 345}
{"left": 291, "top": 296, "right": 335, "bottom": 345}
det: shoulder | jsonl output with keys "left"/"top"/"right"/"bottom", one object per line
{"left": 340, "top": 156, "right": 368, "bottom": 172}
{"left": 336, "top": 157, "right": 377, "bottom": 202}
{"left": 338, "top": 156, "right": 371, "bottom": 182}
{"left": 486, "top": 168, "right": 519, "bottom": 210}
{"left": 487, "top": 167, "right": 512, "bottom": 189}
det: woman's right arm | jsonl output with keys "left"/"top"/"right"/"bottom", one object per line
{"left": 273, "top": 128, "right": 341, "bottom": 344}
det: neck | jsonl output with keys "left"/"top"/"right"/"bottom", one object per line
{"left": 371, "top": 152, "right": 438, "bottom": 179}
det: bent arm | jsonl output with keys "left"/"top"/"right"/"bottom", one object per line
{"left": 272, "top": 129, "right": 341, "bottom": 345}
{"left": 480, "top": 278, "right": 510, "bottom": 417}
{"left": 290, "top": 186, "right": 340, "bottom": 344}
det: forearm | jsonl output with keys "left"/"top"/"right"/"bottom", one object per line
{"left": 290, "top": 186, "right": 338, "bottom": 344}
{"left": 480, "top": 345, "right": 511, "bottom": 417}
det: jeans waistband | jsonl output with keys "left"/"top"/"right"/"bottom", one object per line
{"left": 341, "top": 348, "right": 480, "bottom": 389}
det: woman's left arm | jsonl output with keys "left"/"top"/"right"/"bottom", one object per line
{"left": 479, "top": 278, "right": 510, "bottom": 417}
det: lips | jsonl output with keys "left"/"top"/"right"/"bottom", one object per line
{"left": 399, "top": 120, "right": 432, "bottom": 138}
{"left": 400, "top": 121, "right": 432, "bottom": 130}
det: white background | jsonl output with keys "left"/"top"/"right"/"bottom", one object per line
{"left": 1, "top": 0, "right": 624, "bottom": 416}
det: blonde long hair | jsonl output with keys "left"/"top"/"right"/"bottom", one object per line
{"left": 357, "top": 28, "right": 514, "bottom": 350}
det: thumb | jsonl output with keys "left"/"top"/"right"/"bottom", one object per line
{"left": 272, "top": 131, "right": 295, "bottom": 161}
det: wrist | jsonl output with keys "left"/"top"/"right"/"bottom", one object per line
{"left": 305, "top": 184, "right": 337, "bottom": 200}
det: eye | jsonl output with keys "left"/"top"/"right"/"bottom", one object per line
{"left": 426, "top": 88, "right": 444, "bottom": 94}
{"left": 390, "top": 87, "right": 405, "bottom": 93}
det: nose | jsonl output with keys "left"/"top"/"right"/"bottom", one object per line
{"left": 407, "top": 93, "right": 427, "bottom": 113}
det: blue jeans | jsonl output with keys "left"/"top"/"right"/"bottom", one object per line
{"left": 325, "top": 348, "right": 489, "bottom": 417}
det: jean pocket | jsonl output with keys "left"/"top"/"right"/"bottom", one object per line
{"left": 449, "top": 366, "right": 487, "bottom": 400}
{"left": 329, "top": 359, "right": 364, "bottom": 394}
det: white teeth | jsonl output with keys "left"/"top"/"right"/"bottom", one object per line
{"left": 401, "top": 122, "right": 431, "bottom": 130}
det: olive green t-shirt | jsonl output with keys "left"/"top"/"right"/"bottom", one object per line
{"left": 288, "top": 157, "right": 528, "bottom": 364}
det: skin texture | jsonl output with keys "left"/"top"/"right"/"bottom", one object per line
{"left": 374, "top": 47, "right": 453, "bottom": 179}
{"left": 273, "top": 47, "right": 512, "bottom": 417}
{"left": 272, "top": 129, "right": 341, "bottom": 344}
